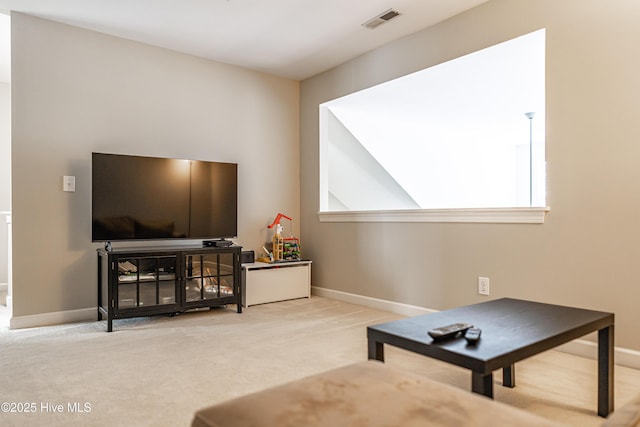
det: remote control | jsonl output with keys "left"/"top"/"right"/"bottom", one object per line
{"left": 464, "top": 327, "right": 482, "bottom": 344}
{"left": 428, "top": 322, "right": 473, "bottom": 340}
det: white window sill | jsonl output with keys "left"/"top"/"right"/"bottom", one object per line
{"left": 318, "top": 207, "right": 550, "bottom": 224}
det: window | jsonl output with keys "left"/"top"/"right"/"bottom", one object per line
{"left": 319, "top": 29, "right": 547, "bottom": 223}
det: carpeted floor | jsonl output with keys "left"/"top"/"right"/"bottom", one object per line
{"left": 0, "top": 296, "right": 639, "bottom": 426}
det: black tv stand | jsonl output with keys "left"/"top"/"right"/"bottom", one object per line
{"left": 97, "top": 244, "right": 242, "bottom": 331}
{"left": 203, "top": 239, "right": 233, "bottom": 247}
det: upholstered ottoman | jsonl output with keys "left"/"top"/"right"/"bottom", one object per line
{"left": 191, "top": 361, "right": 564, "bottom": 427}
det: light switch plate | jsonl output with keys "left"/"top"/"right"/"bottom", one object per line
{"left": 63, "top": 176, "right": 76, "bottom": 192}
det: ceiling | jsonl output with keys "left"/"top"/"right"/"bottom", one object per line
{"left": 0, "top": 0, "right": 488, "bottom": 83}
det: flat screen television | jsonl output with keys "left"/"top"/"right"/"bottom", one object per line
{"left": 92, "top": 153, "right": 237, "bottom": 242}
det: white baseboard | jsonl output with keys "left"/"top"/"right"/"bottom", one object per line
{"left": 10, "top": 307, "right": 96, "bottom": 330}
{"left": 556, "top": 340, "right": 640, "bottom": 370}
{"left": 312, "top": 286, "right": 436, "bottom": 317}
{"left": 312, "top": 286, "right": 640, "bottom": 370}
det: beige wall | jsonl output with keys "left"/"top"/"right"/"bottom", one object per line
{"left": 300, "top": 0, "right": 640, "bottom": 350}
{"left": 0, "top": 82, "right": 9, "bottom": 285}
{"left": 10, "top": 14, "right": 299, "bottom": 318}
{"left": 0, "top": 82, "right": 9, "bottom": 212}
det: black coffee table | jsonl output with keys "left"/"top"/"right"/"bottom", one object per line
{"left": 367, "top": 298, "right": 614, "bottom": 417}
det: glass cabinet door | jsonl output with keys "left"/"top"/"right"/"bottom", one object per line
{"left": 117, "top": 258, "right": 138, "bottom": 308}
{"left": 116, "top": 256, "right": 177, "bottom": 309}
{"left": 184, "top": 252, "right": 236, "bottom": 303}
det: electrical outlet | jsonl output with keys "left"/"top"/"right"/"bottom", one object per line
{"left": 478, "top": 277, "right": 490, "bottom": 296}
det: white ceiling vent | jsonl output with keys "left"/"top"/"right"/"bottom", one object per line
{"left": 362, "top": 9, "right": 401, "bottom": 29}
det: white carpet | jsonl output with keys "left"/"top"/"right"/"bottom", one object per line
{"left": 0, "top": 297, "right": 638, "bottom": 427}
